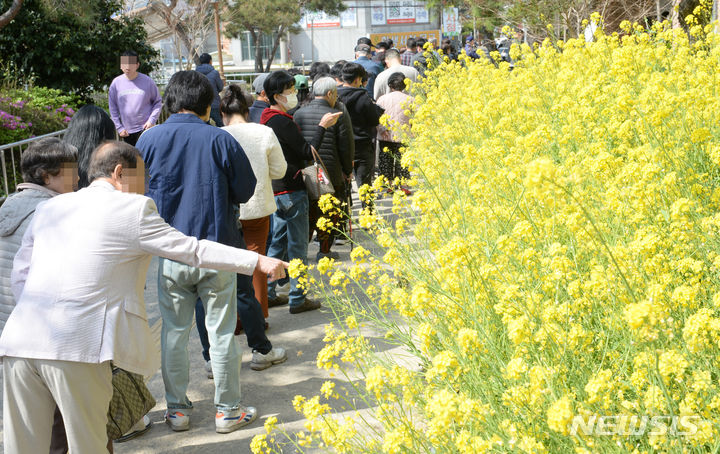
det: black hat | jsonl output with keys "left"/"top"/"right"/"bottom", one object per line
{"left": 356, "top": 37, "right": 373, "bottom": 47}
{"left": 354, "top": 43, "right": 371, "bottom": 52}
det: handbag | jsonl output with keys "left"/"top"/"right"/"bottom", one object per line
{"left": 106, "top": 366, "right": 156, "bottom": 440}
{"left": 301, "top": 146, "right": 335, "bottom": 200}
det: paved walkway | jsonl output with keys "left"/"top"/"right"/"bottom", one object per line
{"left": 0, "top": 187, "right": 400, "bottom": 453}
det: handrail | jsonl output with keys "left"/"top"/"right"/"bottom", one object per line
{"left": 0, "top": 129, "right": 67, "bottom": 151}
{"left": 1, "top": 129, "right": 67, "bottom": 197}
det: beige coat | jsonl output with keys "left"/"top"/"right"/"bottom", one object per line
{"left": 1, "top": 180, "right": 258, "bottom": 376}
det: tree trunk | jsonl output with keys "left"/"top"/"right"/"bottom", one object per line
{"left": 671, "top": 0, "right": 681, "bottom": 28}
{"left": 264, "top": 26, "right": 285, "bottom": 72}
{"left": 0, "top": 0, "right": 24, "bottom": 30}
{"left": 250, "top": 29, "right": 263, "bottom": 73}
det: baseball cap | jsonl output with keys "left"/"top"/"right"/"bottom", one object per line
{"left": 465, "top": 35, "right": 475, "bottom": 42}
{"left": 294, "top": 74, "right": 309, "bottom": 90}
{"left": 355, "top": 43, "right": 371, "bottom": 53}
{"left": 356, "top": 37, "right": 373, "bottom": 47}
{"left": 252, "top": 73, "right": 269, "bottom": 94}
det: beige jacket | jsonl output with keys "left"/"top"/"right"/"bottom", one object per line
{"left": 1, "top": 181, "right": 258, "bottom": 376}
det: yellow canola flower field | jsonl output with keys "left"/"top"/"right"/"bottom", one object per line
{"left": 254, "top": 12, "right": 720, "bottom": 454}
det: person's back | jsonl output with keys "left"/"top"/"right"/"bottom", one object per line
{"left": 373, "top": 49, "right": 418, "bottom": 99}
{"left": 221, "top": 121, "right": 285, "bottom": 221}
{"left": 294, "top": 98, "right": 344, "bottom": 186}
{"left": 134, "top": 71, "right": 260, "bottom": 434}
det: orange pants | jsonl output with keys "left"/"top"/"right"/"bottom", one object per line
{"left": 240, "top": 216, "right": 270, "bottom": 318}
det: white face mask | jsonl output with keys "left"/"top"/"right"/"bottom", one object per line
{"left": 281, "top": 92, "right": 298, "bottom": 110}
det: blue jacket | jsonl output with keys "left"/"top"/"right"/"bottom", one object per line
{"left": 249, "top": 99, "right": 270, "bottom": 124}
{"left": 195, "top": 64, "right": 224, "bottom": 109}
{"left": 136, "top": 113, "right": 256, "bottom": 247}
{"left": 353, "top": 56, "right": 383, "bottom": 99}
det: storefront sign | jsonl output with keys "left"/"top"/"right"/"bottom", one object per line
{"left": 370, "top": 29, "right": 441, "bottom": 47}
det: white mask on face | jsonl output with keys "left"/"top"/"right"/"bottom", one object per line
{"left": 281, "top": 92, "right": 298, "bottom": 110}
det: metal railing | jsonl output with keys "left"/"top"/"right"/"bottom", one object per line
{"left": 1, "top": 129, "right": 67, "bottom": 197}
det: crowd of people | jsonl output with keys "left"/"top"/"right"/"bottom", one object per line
{"left": 0, "top": 36, "right": 421, "bottom": 453}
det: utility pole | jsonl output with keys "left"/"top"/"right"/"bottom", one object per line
{"left": 211, "top": 0, "right": 225, "bottom": 80}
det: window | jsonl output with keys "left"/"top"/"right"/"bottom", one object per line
{"left": 241, "top": 32, "right": 281, "bottom": 62}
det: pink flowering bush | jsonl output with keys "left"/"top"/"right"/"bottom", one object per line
{"left": 0, "top": 87, "right": 79, "bottom": 145}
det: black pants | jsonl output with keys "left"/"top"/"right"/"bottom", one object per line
{"left": 378, "top": 141, "right": 410, "bottom": 182}
{"left": 194, "top": 230, "right": 272, "bottom": 357}
{"left": 353, "top": 141, "right": 375, "bottom": 189}
{"left": 121, "top": 130, "right": 142, "bottom": 146}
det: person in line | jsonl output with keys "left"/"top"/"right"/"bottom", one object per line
{"left": 136, "top": 70, "right": 275, "bottom": 433}
{"left": 65, "top": 105, "right": 154, "bottom": 447}
{"left": 63, "top": 105, "right": 116, "bottom": 189}
{"left": 194, "top": 84, "right": 288, "bottom": 374}
{"left": 195, "top": 52, "right": 225, "bottom": 127}
{"left": 352, "top": 43, "right": 383, "bottom": 99}
{"left": 261, "top": 70, "right": 342, "bottom": 313}
{"left": 108, "top": 51, "right": 162, "bottom": 146}
{"left": 0, "top": 138, "right": 77, "bottom": 333}
{"left": 249, "top": 73, "right": 270, "bottom": 123}
{"left": 464, "top": 35, "right": 482, "bottom": 60}
{"left": 338, "top": 63, "right": 384, "bottom": 197}
{"left": 373, "top": 48, "right": 418, "bottom": 99}
{"left": 294, "top": 77, "right": 354, "bottom": 260}
{"left": 0, "top": 141, "right": 287, "bottom": 453}
{"left": 376, "top": 72, "right": 413, "bottom": 195}
{"left": 330, "top": 61, "right": 346, "bottom": 85}
{"left": 0, "top": 139, "right": 83, "bottom": 454}
{"left": 309, "top": 62, "right": 331, "bottom": 81}
{"left": 441, "top": 38, "right": 458, "bottom": 61}
{"left": 373, "top": 40, "right": 390, "bottom": 66}
{"left": 401, "top": 37, "right": 418, "bottom": 66}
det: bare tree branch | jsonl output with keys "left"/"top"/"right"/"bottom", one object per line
{"left": 0, "top": 0, "right": 24, "bottom": 30}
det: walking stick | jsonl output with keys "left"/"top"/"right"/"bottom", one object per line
{"left": 345, "top": 179, "right": 354, "bottom": 251}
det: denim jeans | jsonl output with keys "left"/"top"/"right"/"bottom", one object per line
{"left": 267, "top": 190, "right": 309, "bottom": 307}
{"left": 158, "top": 259, "right": 241, "bottom": 411}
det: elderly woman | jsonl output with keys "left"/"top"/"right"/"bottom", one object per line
{"left": 294, "top": 77, "right": 355, "bottom": 260}
{"left": 0, "top": 138, "right": 83, "bottom": 453}
{"left": 0, "top": 138, "right": 78, "bottom": 332}
{"left": 376, "top": 72, "right": 413, "bottom": 195}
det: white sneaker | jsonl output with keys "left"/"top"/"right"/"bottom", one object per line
{"left": 115, "top": 415, "right": 152, "bottom": 442}
{"left": 205, "top": 360, "right": 213, "bottom": 379}
{"left": 165, "top": 409, "right": 190, "bottom": 432}
{"left": 215, "top": 406, "right": 257, "bottom": 433}
{"left": 250, "top": 347, "right": 288, "bottom": 371}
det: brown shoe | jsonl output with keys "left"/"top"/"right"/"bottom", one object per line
{"left": 289, "top": 298, "right": 321, "bottom": 314}
{"left": 268, "top": 295, "right": 289, "bottom": 307}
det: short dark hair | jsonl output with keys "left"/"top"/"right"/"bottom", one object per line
{"left": 406, "top": 37, "right": 417, "bottom": 49}
{"left": 121, "top": 50, "right": 139, "bottom": 61}
{"left": 375, "top": 41, "right": 390, "bottom": 51}
{"left": 163, "top": 70, "right": 214, "bottom": 115}
{"left": 87, "top": 141, "right": 138, "bottom": 182}
{"left": 309, "top": 62, "right": 331, "bottom": 80}
{"left": 21, "top": 138, "right": 77, "bottom": 186}
{"left": 387, "top": 72, "right": 406, "bottom": 92}
{"left": 416, "top": 37, "right": 428, "bottom": 48}
{"left": 220, "top": 84, "right": 250, "bottom": 118}
{"left": 341, "top": 62, "right": 367, "bottom": 85}
{"left": 385, "top": 49, "right": 400, "bottom": 61}
{"left": 330, "top": 61, "right": 346, "bottom": 80}
{"left": 198, "top": 53, "right": 212, "bottom": 64}
{"left": 264, "top": 70, "right": 295, "bottom": 106}
{"left": 387, "top": 39, "right": 394, "bottom": 48}
{"left": 63, "top": 105, "right": 116, "bottom": 189}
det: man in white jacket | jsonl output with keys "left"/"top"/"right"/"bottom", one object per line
{"left": 0, "top": 141, "right": 286, "bottom": 453}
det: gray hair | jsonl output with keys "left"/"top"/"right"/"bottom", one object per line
{"left": 312, "top": 77, "right": 338, "bottom": 97}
